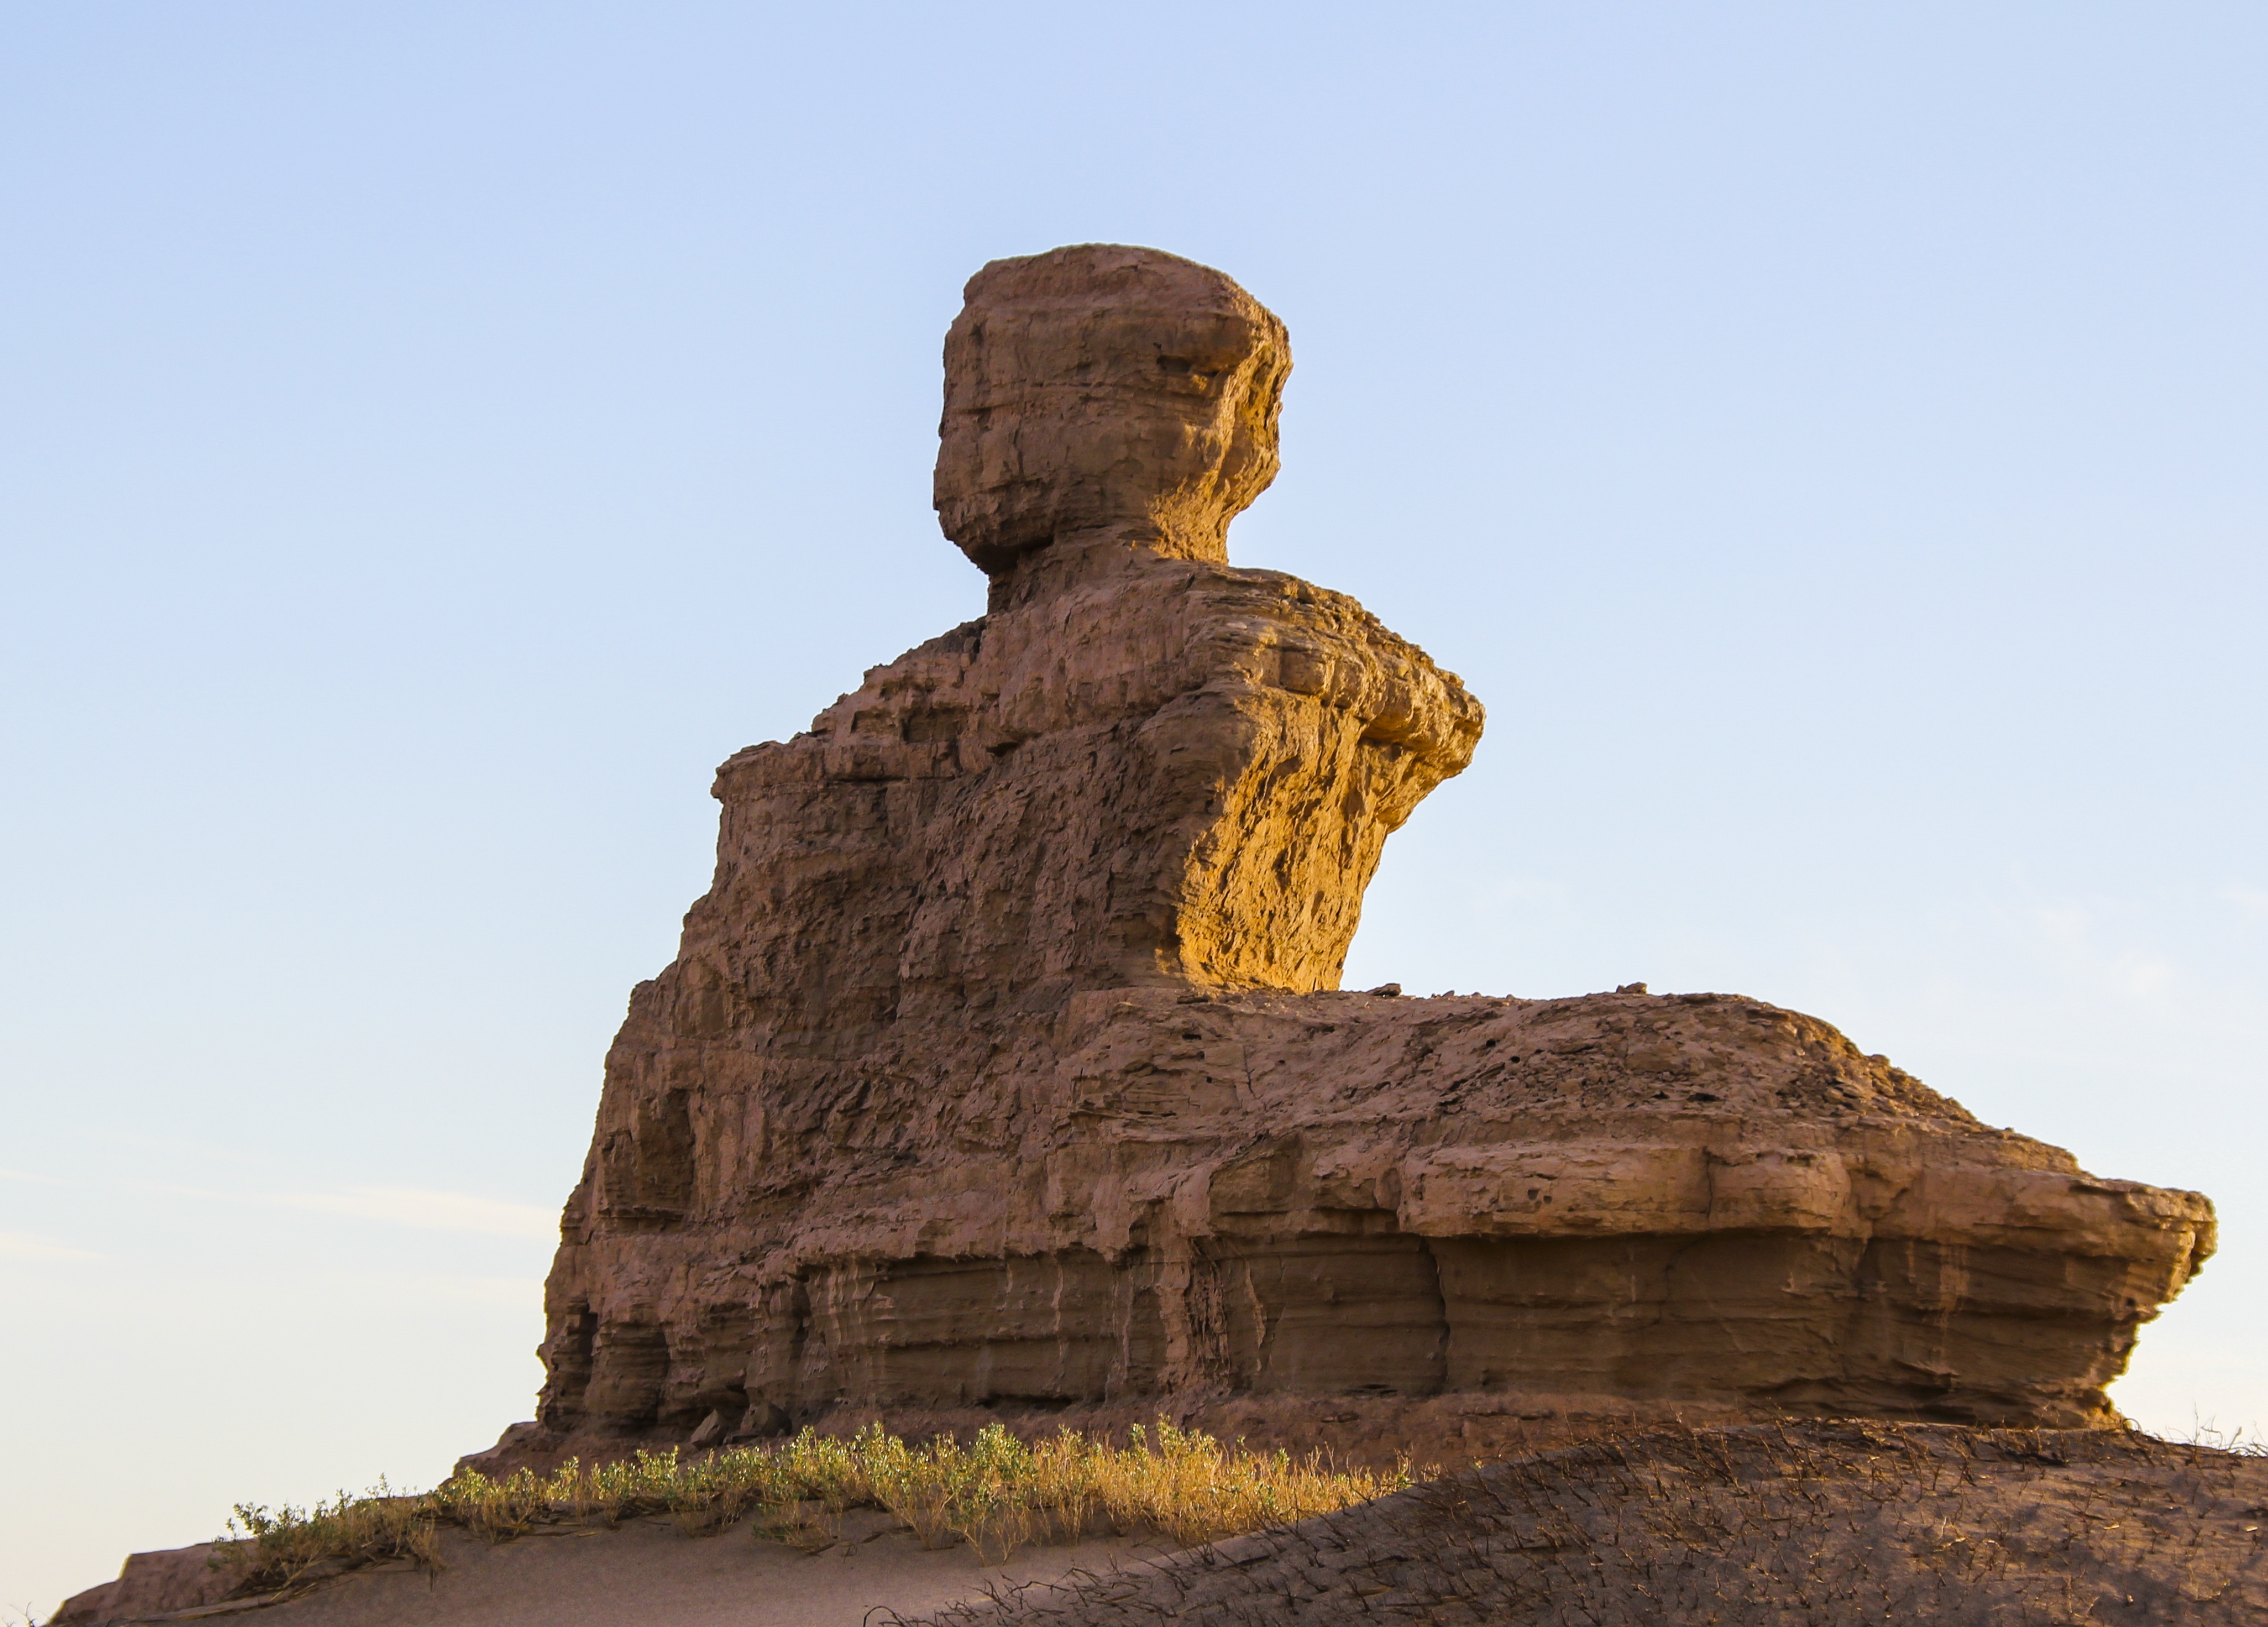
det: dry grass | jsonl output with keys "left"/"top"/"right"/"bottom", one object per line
{"left": 177, "top": 1419, "right": 2268, "bottom": 1622}
{"left": 212, "top": 1420, "right": 1405, "bottom": 1590}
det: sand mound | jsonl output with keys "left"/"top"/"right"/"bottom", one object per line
{"left": 64, "top": 1519, "right": 1140, "bottom": 1627}
{"left": 917, "top": 1422, "right": 2267, "bottom": 1625}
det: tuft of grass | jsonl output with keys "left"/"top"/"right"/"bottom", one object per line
{"left": 212, "top": 1419, "right": 1406, "bottom": 1590}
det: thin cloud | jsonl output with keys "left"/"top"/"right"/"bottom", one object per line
{"left": 2021, "top": 905, "right": 2180, "bottom": 1009}
{"left": 0, "top": 1169, "right": 556, "bottom": 1242}
{"left": 0, "top": 1230, "right": 110, "bottom": 1262}
{"left": 265, "top": 1186, "right": 557, "bottom": 1241}
{"left": 370, "top": 1272, "right": 547, "bottom": 1308}
{"left": 0, "top": 1166, "right": 78, "bottom": 1187}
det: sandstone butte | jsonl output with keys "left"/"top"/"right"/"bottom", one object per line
{"left": 494, "top": 245, "right": 2213, "bottom": 1472}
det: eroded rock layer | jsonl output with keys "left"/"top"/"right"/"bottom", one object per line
{"left": 530, "top": 245, "right": 2211, "bottom": 1457}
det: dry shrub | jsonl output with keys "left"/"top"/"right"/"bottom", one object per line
{"left": 427, "top": 1464, "right": 551, "bottom": 1539}
{"left": 841, "top": 1420, "right": 1404, "bottom": 1562}
{"left": 216, "top": 1481, "right": 439, "bottom": 1594}
{"left": 1087, "top": 1421, "right": 1400, "bottom": 1548}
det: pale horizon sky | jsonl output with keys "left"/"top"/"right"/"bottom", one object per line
{"left": 6, "top": 4, "right": 2265, "bottom": 1617}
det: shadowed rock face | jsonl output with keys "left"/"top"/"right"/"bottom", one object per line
{"left": 527, "top": 245, "right": 2212, "bottom": 1457}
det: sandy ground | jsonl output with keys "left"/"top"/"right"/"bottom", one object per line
{"left": 77, "top": 1421, "right": 2264, "bottom": 1624}
{"left": 176, "top": 1519, "right": 1144, "bottom": 1627}
{"left": 919, "top": 1422, "right": 2268, "bottom": 1625}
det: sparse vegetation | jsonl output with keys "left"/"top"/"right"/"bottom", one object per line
{"left": 212, "top": 1420, "right": 1408, "bottom": 1594}
{"left": 105, "top": 1419, "right": 2268, "bottom": 1623}
{"left": 217, "top": 1479, "right": 441, "bottom": 1594}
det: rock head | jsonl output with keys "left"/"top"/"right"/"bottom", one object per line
{"left": 936, "top": 244, "right": 1292, "bottom": 576}
{"left": 517, "top": 246, "right": 2212, "bottom": 1466}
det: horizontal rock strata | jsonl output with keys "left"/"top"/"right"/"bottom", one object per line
{"left": 521, "top": 244, "right": 2211, "bottom": 1464}
{"left": 543, "top": 980, "right": 2208, "bottom": 1442}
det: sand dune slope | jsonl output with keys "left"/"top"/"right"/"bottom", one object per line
{"left": 917, "top": 1424, "right": 2268, "bottom": 1626}
{"left": 74, "top": 1521, "right": 1138, "bottom": 1627}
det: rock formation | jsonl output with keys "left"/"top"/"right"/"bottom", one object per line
{"left": 521, "top": 245, "right": 2212, "bottom": 1461}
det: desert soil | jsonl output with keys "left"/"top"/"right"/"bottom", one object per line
{"left": 79, "top": 1422, "right": 2267, "bottom": 1625}
{"left": 154, "top": 1518, "right": 1141, "bottom": 1627}
{"left": 921, "top": 1422, "right": 2268, "bottom": 1625}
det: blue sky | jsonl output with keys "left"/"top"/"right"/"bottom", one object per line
{"left": 4, "top": 4, "right": 2264, "bottom": 1615}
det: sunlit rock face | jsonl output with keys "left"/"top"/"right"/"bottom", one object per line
{"left": 526, "top": 245, "right": 2212, "bottom": 1457}
{"left": 934, "top": 243, "right": 1291, "bottom": 575}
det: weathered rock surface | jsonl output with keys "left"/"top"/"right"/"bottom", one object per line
{"left": 521, "top": 244, "right": 2212, "bottom": 1464}
{"left": 935, "top": 243, "right": 1291, "bottom": 575}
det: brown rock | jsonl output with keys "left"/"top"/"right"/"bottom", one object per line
{"left": 521, "top": 245, "right": 2212, "bottom": 1466}
{"left": 935, "top": 244, "right": 1291, "bottom": 576}
{"left": 51, "top": 1543, "right": 247, "bottom": 1625}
